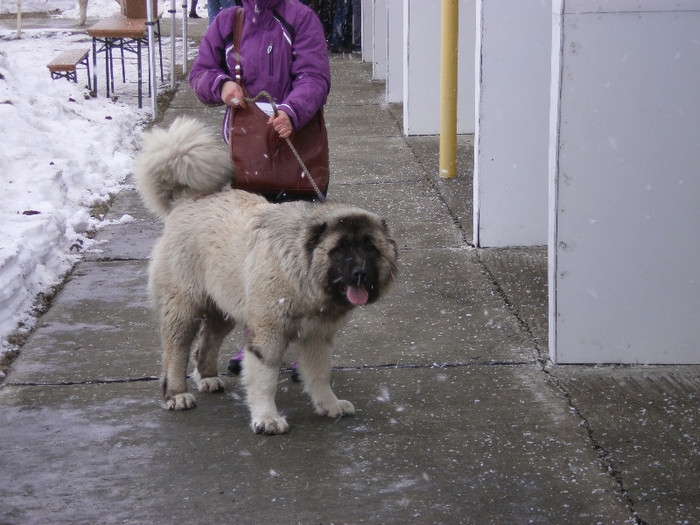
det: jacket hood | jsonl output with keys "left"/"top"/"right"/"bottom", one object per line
{"left": 241, "top": 0, "right": 285, "bottom": 25}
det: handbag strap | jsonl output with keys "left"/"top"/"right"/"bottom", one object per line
{"left": 232, "top": 7, "right": 245, "bottom": 84}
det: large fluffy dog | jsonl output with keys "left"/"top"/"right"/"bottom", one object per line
{"left": 134, "top": 118, "right": 398, "bottom": 434}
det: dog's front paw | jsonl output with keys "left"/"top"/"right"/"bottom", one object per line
{"left": 251, "top": 415, "right": 290, "bottom": 435}
{"left": 196, "top": 375, "right": 225, "bottom": 393}
{"left": 164, "top": 393, "right": 197, "bottom": 410}
{"left": 316, "top": 399, "right": 356, "bottom": 418}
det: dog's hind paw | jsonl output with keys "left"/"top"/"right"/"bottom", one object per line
{"left": 196, "top": 375, "right": 225, "bottom": 393}
{"left": 251, "top": 415, "right": 290, "bottom": 435}
{"left": 164, "top": 393, "right": 197, "bottom": 410}
{"left": 316, "top": 399, "right": 356, "bottom": 418}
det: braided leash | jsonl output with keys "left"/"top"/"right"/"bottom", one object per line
{"left": 242, "top": 91, "right": 326, "bottom": 203}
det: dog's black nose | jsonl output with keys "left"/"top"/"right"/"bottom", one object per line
{"left": 352, "top": 265, "right": 367, "bottom": 283}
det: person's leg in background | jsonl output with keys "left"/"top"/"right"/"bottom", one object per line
{"left": 312, "top": 0, "right": 334, "bottom": 45}
{"left": 352, "top": 0, "right": 361, "bottom": 50}
{"left": 208, "top": 0, "right": 237, "bottom": 25}
{"left": 329, "top": 0, "right": 350, "bottom": 52}
{"left": 189, "top": 0, "right": 201, "bottom": 18}
{"left": 208, "top": 0, "right": 222, "bottom": 24}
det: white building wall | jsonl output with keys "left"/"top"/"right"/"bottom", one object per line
{"left": 402, "top": 0, "right": 475, "bottom": 136}
{"left": 386, "top": 0, "right": 403, "bottom": 103}
{"left": 372, "top": 0, "right": 387, "bottom": 80}
{"left": 473, "top": 0, "right": 551, "bottom": 247}
{"left": 548, "top": 0, "right": 700, "bottom": 364}
{"left": 361, "top": 0, "right": 374, "bottom": 63}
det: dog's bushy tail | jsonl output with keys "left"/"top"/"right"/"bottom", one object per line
{"left": 133, "top": 117, "right": 233, "bottom": 219}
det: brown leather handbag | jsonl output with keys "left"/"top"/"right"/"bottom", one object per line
{"left": 228, "top": 8, "right": 329, "bottom": 199}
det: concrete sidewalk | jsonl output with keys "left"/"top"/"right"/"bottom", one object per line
{"left": 1, "top": 17, "right": 699, "bottom": 525}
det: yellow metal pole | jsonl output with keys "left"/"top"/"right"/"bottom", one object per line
{"left": 439, "top": 0, "right": 458, "bottom": 179}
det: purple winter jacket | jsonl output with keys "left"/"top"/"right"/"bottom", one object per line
{"left": 189, "top": 0, "right": 330, "bottom": 138}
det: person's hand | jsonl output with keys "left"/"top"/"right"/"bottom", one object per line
{"left": 221, "top": 81, "right": 247, "bottom": 109}
{"left": 268, "top": 111, "right": 293, "bottom": 139}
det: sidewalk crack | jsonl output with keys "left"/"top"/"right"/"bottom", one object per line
{"left": 542, "top": 368, "right": 650, "bottom": 525}
{"left": 6, "top": 376, "right": 159, "bottom": 387}
{"left": 5, "top": 362, "right": 532, "bottom": 388}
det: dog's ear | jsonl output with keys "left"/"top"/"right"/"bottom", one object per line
{"left": 304, "top": 221, "right": 328, "bottom": 259}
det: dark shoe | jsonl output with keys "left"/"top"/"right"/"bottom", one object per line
{"left": 188, "top": 11, "right": 201, "bottom": 18}
{"left": 228, "top": 357, "right": 242, "bottom": 375}
{"left": 290, "top": 360, "right": 301, "bottom": 383}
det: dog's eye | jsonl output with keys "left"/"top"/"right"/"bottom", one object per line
{"left": 363, "top": 235, "right": 379, "bottom": 253}
{"left": 330, "top": 240, "right": 348, "bottom": 257}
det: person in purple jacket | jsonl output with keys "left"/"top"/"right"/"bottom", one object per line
{"left": 189, "top": 0, "right": 330, "bottom": 143}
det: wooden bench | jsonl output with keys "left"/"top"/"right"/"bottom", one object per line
{"left": 47, "top": 48, "right": 92, "bottom": 90}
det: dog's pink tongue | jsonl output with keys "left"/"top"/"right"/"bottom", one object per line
{"left": 346, "top": 285, "right": 369, "bottom": 305}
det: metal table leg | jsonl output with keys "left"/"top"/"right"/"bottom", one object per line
{"left": 92, "top": 37, "right": 98, "bottom": 95}
{"left": 137, "top": 37, "right": 143, "bottom": 108}
{"left": 105, "top": 38, "right": 111, "bottom": 98}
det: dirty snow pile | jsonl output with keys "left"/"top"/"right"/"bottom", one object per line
{"left": 0, "top": 0, "right": 166, "bottom": 368}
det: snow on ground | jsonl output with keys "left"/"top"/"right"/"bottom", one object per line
{"left": 0, "top": 0, "right": 184, "bottom": 372}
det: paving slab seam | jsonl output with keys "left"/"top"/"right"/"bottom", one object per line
{"left": 465, "top": 241, "right": 646, "bottom": 523}
{"left": 5, "top": 376, "right": 160, "bottom": 387}
{"left": 394, "top": 245, "right": 466, "bottom": 254}
{"left": 540, "top": 368, "right": 651, "bottom": 525}
{"left": 332, "top": 179, "right": 422, "bottom": 187}
{"left": 396, "top": 137, "right": 474, "bottom": 246}
{"left": 331, "top": 360, "right": 534, "bottom": 371}
{"left": 375, "top": 87, "right": 655, "bottom": 524}
{"left": 4, "top": 362, "right": 537, "bottom": 388}
{"left": 329, "top": 102, "right": 384, "bottom": 107}
{"left": 85, "top": 256, "right": 148, "bottom": 262}
{"left": 389, "top": 143, "right": 543, "bottom": 361}
{"left": 457, "top": 236, "right": 647, "bottom": 523}
{"left": 472, "top": 250, "right": 547, "bottom": 364}
{"left": 404, "top": 171, "right": 476, "bottom": 255}
{"left": 382, "top": 111, "right": 547, "bottom": 367}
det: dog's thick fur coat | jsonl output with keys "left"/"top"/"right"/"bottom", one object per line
{"left": 134, "top": 118, "right": 398, "bottom": 434}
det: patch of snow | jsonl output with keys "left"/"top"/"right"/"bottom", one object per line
{"left": 0, "top": 0, "right": 181, "bottom": 361}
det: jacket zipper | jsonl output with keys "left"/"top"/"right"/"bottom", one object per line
{"left": 267, "top": 43, "right": 273, "bottom": 76}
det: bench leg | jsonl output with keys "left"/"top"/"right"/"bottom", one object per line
{"left": 92, "top": 38, "right": 98, "bottom": 96}
{"left": 147, "top": 45, "right": 151, "bottom": 98}
{"left": 137, "top": 38, "right": 143, "bottom": 109}
{"left": 157, "top": 19, "right": 164, "bottom": 82}
{"left": 105, "top": 39, "right": 111, "bottom": 99}
{"left": 119, "top": 40, "right": 126, "bottom": 84}
{"left": 85, "top": 56, "right": 92, "bottom": 91}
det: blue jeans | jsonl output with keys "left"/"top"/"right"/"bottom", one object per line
{"left": 330, "top": 0, "right": 350, "bottom": 50}
{"left": 208, "top": 0, "right": 235, "bottom": 25}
